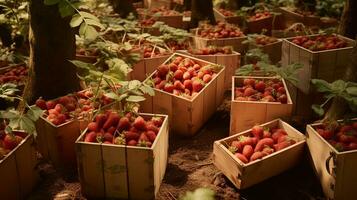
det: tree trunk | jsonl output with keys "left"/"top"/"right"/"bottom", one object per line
{"left": 190, "top": 0, "right": 215, "bottom": 28}
{"left": 183, "top": 0, "right": 191, "bottom": 11}
{"left": 109, "top": 0, "right": 137, "bottom": 18}
{"left": 339, "top": 0, "right": 357, "bottom": 39}
{"left": 23, "top": 0, "right": 80, "bottom": 104}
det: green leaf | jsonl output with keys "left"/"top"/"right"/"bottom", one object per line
{"left": 58, "top": 1, "right": 75, "bottom": 18}
{"left": 311, "top": 79, "right": 332, "bottom": 93}
{"left": 126, "top": 95, "right": 146, "bottom": 102}
{"left": 70, "top": 14, "right": 83, "bottom": 27}
{"left": 104, "top": 92, "right": 120, "bottom": 101}
{"left": 346, "top": 86, "right": 357, "bottom": 96}
{"left": 312, "top": 104, "right": 325, "bottom": 116}
{"left": 26, "top": 106, "right": 44, "bottom": 121}
{"left": 331, "top": 80, "right": 347, "bottom": 93}
{"left": 180, "top": 188, "right": 215, "bottom": 200}
{"left": 79, "top": 11, "right": 100, "bottom": 21}
{"left": 79, "top": 23, "right": 98, "bottom": 40}
{"left": 85, "top": 19, "right": 105, "bottom": 30}
{"left": 44, "top": 0, "right": 60, "bottom": 6}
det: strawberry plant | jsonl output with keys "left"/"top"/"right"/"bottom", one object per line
{"left": 0, "top": 64, "right": 28, "bottom": 85}
{"left": 311, "top": 79, "right": 357, "bottom": 117}
{"left": 227, "top": 124, "right": 297, "bottom": 163}
{"left": 243, "top": 34, "right": 279, "bottom": 46}
{"left": 316, "top": 0, "right": 345, "bottom": 18}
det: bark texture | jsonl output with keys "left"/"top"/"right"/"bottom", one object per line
{"left": 23, "top": 0, "right": 80, "bottom": 104}
{"left": 339, "top": 0, "right": 357, "bottom": 39}
{"left": 190, "top": 0, "right": 216, "bottom": 28}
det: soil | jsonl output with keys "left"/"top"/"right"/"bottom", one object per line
{"left": 28, "top": 94, "right": 325, "bottom": 200}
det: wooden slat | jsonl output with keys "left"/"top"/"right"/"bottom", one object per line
{"left": 131, "top": 60, "right": 146, "bottom": 81}
{"left": 171, "top": 97, "right": 191, "bottom": 135}
{"left": 0, "top": 153, "right": 20, "bottom": 200}
{"left": 102, "top": 144, "right": 128, "bottom": 199}
{"left": 281, "top": 40, "right": 290, "bottom": 67}
{"left": 317, "top": 51, "right": 337, "bottom": 83}
{"left": 216, "top": 53, "right": 240, "bottom": 89}
{"left": 335, "top": 151, "right": 357, "bottom": 200}
{"left": 76, "top": 141, "right": 105, "bottom": 198}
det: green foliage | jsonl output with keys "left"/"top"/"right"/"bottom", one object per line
{"left": 180, "top": 188, "right": 215, "bottom": 200}
{"left": 152, "top": 22, "right": 191, "bottom": 44}
{"left": 311, "top": 79, "right": 357, "bottom": 116}
{"left": 0, "top": 83, "right": 20, "bottom": 102}
{"left": 316, "top": 0, "right": 345, "bottom": 18}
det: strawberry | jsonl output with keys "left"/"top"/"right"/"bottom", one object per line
{"left": 139, "top": 132, "right": 150, "bottom": 142}
{"left": 127, "top": 140, "right": 138, "bottom": 146}
{"left": 146, "top": 122, "right": 159, "bottom": 134}
{"left": 103, "top": 133, "right": 113, "bottom": 142}
{"left": 117, "top": 117, "right": 131, "bottom": 131}
{"left": 87, "top": 122, "right": 99, "bottom": 132}
{"left": 255, "top": 81, "right": 266, "bottom": 92}
{"left": 251, "top": 125, "right": 263, "bottom": 139}
{"left": 103, "top": 112, "right": 120, "bottom": 130}
{"left": 202, "top": 74, "right": 212, "bottom": 83}
{"left": 183, "top": 79, "right": 193, "bottom": 90}
{"left": 243, "top": 78, "right": 255, "bottom": 86}
{"left": 235, "top": 153, "right": 249, "bottom": 164}
{"left": 124, "top": 131, "right": 140, "bottom": 141}
{"left": 35, "top": 98, "right": 47, "bottom": 110}
{"left": 183, "top": 71, "right": 191, "bottom": 80}
{"left": 250, "top": 151, "right": 265, "bottom": 161}
{"left": 174, "top": 80, "right": 185, "bottom": 91}
{"left": 95, "top": 114, "right": 107, "bottom": 128}
{"left": 3, "top": 134, "right": 23, "bottom": 150}
{"left": 151, "top": 117, "right": 163, "bottom": 127}
{"left": 84, "top": 132, "right": 97, "bottom": 143}
{"left": 243, "top": 87, "right": 256, "bottom": 97}
{"left": 263, "top": 130, "right": 271, "bottom": 138}
{"left": 347, "top": 142, "right": 357, "bottom": 151}
{"left": 145, "top": 131, "right": 157, "bottom": 143}
{"left": 316, "top": 128, "right": 333, "bottom": 140}
{"left": 156, "top": 80, "right": 166, "bottom": 90}
{"left": 277, "top": 87, "right": 286, "bottom": 94}
{"left": 278, "top": 94, "right": 288, "bottom": 104}
{"left": 192, "top": 80, "right": 204, "bottom": 92}
{"left": 58, "top": 96, "right": 71, "bottom": 105}
{"left": 133, "top": 116, "right": 147, "bottom": 130}
{"left": 157, "top": 64, "right": 169, "bottom": 78}
{"left": 238, "top": 136, "right": 256, "bottom": 146}
{"left": 262, "top": 146, "right": 274, "bottom": 155}
{"left": 107, "top": 127, "right": 117, "bottom": 135}
{"left": 273, "top": 140, "right": 293, "bottom": 151}
{"left": 164, "top": 82, "right": 175, "bottom": 93}
{"left": 65, "top": 103, "right": 76, "bottom": 112}
{"left": 174, "top": 70, "right": 183, "bottom": 80}
{"left": 254, "top": 138, "right": 274, "bottom": 152}
{"left": 272, "top": 129, "right": 287, "bottom": 143}
{"left": 242, "top": 145, "right": 254, "bottom": 159}
{"left": 46, "top": 100, "right": 56, "bottom": 110}
{"left": 169, "top": 63, "right": 178, "bottom": 71}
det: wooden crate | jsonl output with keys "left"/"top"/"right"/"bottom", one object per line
{"left": 213, "top": 8, "right": 241, "bottom": 25}
{"left": 178, "top": 50, "right": 241, "bottom": 90}
{"left": 192, "top": 36, "right": 246, "bottom": 54}
{"left": 156, "top": 15, "right": 183, "bottom": 28}
{"left": 144, "top": 0, "right": 172, "bottom": 9}
{"left": 272, "top": 29, "right": 306, "bottom": 39}
{"left": 76, "top": 113, "right": 169, "bottom": 200}
{"left": 130, "top": 54, "right": 171, "bottom": 81}
{"left": 230, "top": 76, "right": 293, "bottom": 134}
{"left": 141, "top": 53, "right": 225, "bottom": 136}
{"left": 251, "top": 39, "right": 282, "bottom": 64}
{"left": 306, "top": 122, "right": 357, "bottom": 200}
{"left": 213, "top": 119, "right": 306, "bottom": 189}
{"left": 282, "top": 34, "right": 355, "bottom": 94}
{"left": 246, "top": 16, "right": 273, "bottom": 35}
{"left": 75, "top": 54, "right": 97, "bottom": 63}
{"left": 0, "top": 133, "right": 38, "bottom": 200}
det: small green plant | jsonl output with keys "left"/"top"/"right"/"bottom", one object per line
{"left": 311, "top": 79, "right": 357, "bottom": 116}
{"left": 180, "top": 188, "right": 215, "bottom": 200}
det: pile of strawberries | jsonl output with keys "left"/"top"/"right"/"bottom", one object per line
{"left": 229, "top": 125, "right": 296, "bottom": 164}
{"left": 255, "top": 35, "right": 279, "bottom": 46}
{"left": 235, "top": 78, "right": 288, "bottom": 103}
{"left": 187, "top": 46, "right": 233, "bottom": 55}
{"left": 248, "top": 11, "right": 272, "bottom": 21}
{"left": 292, "top": 35, "right": 348, "bottom": 51}
{"left": 0, "top": 65, "right": 28, "bottom": 85}
{"left": 197, "top": 21, "right": 244, "bottom": 39}
{"left": 0, "top": 124, "right": 26, "bottom": 159}
{"left": 315, "top": 121, "right": 357, "bottom": 152}
{"left": 152, "top": 56, "right": 220, "bottom": 99}
{"left": 166, "top": 40, "right": 189, "bottom": 51}
{"left": 141, "top": 44, "right": 169, "bottom": 58}
{"left": 149, "top": 6, "right": 181, "bottom": 16}
{"left": 139, "top": 18, "right": 156, "bottom": 27}
{"left": 35, "top": 90, "right": 112, "bottom": 126}
{"left": 218, "top": 8, "right": 236, "bottom": 17}
{"left": 83, "top": 111, "right": 164, "bottom": 148}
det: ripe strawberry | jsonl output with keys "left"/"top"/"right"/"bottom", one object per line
{"left": 87, "top": 122, "right": 98, "bottom": 132}
{"left": 84, "top": 132, "right": 97, "bottom": 143}
{"left": 156, "top": 80, "right": 167, "bottom": 90}
{"left": 197, "top": 71, "right": 204, "bottom": 79}
{"left": 250, "top": 151, "right": 264, "bottom": 161}
{"left": 192, "top": 80, "right": 204, "bottom": 92}
{"left": 95, "top": 114, "right": 107, "bottom": 128}
{"left": 65, "top": 103, "right": 76, "bottom": 112}
{"left": 133, "top": 116, "right": 147, "bottom": 130}
{"left": 255, "top": 81, "right": 266, "bottom": 92}
{"left": 316, "top": 128, "right": 333, "bottom": 140}
{"left": 107, "top": 127, "right": 117, "bottom": 135}
{"left": 202, "top": 74, "right": 212, "bottom": 83}
{"left": 183, "top": 79, "right": 192, "bottom": 90}
{"left": 46, "top": 100, "right": 56, "bottom": 110}
{"left": 103, "top": 133, "right": 113, "bottom": 142}
{"left": 35, "top": 98, "right": 47, "bottom": 110}
{"left": 231, "top": 140, "right": 243, "bottom": 152}
{"left": 278, "top": 94, "right": 288, "bottom": 104}
{"left": 273, "top": 140, "right": 293, "bottom": 151}
{"left": 103, "top": 112, "right": 120, "bottom": 130}
{"left": 157, "top": 65, "right": 169, "bottom": 78}
{"left": 262, "top": 146, "right": 274, "bottom": 155}
{"left": 183, "top": 71, "right": 191, "bottom": 80}
{"left": 139, "top": 132, "right": 150, "bottom": 142}
{"left": 127, "top": 140, "right": 138, "bottom": 146}
{"left": 164, "top": 82, "right": 175, "bottom": 93}
{"left": 348, "top": 142, "right": 357, "bottom": 151}
{"left": 145, "top": 131, "right": 157, "bottom": 143}
{"left": 272, "top": 129, "right": 288, "bottom": 143}
{"left": 263, "top": 130, "right": 271, "bottom": 138}
{"left": 242, "top": 145, "right": 254, "bottom": 159}
{"left": 254, "top": 138, "right": 274, "bottom": 152}
{"left": 169, "top": 63, "right": 178, "bottom": 71}
{"left": 243, "top": 78, "right": 256, "bottom": 86}
{"left": 235, "top": 153, "right": 249, "bottom": 164}
{"left": 251, "top": 125, "right": 264, "bottom": 139}
{"left": 146, "top": 122, "right": 159, "bottom": 134}
{"left": 151, "top": 117, "right": 163, "bottom": 127}
{"left": 58, "top": 96, "right": 70, "bottom": 105}
{"left": 277, "top": 87, "right": 286, "bottom": 94}
{"left": 117, "top": 117, "right": 131, "bottom": 131}
{"left": 3, "top": 134, "right": 23, "bottom": 150}
{"left": 48, "top": 109, "right": 59, "bottom": 115}
{"left": 174, "top": 80, "right": 185, "bottom": 91}
{"left": 174, "top": 70, "right": 183, "bottom": 80}
{"left": 243, "top": 87, "right": 256, "bottom": 97}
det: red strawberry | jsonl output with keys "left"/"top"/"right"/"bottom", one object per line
{"left": 87, "top": 122, "right": 98, "bottom": 132}
{"left": 146, "top": 122, "right": 159, "bottom": 134}
{"left": 278, "top": 94, "right": 288, "bottom": 103}
{"left": 263, "top": 130, "right": 271, "bottom": 138}
{"left": 174, "top": 80, "right": 185, "bottom": 91}
{"left": 107, "top": 126, "right": 116, "bottom": 135}
{"left": 127, "top": 140, "right": 138, "bottom": 146}
{"left": 254, "top": 138, "right": 274, "bottom": 152}
{"left": 139, "top": 132, "right": 150, "bottom": 142}
{"left": 95, "top": 114, "right": 107, "bottom": 129}
{"left": 124, "top": 131, "right": 140, "bottom": 141}
{"left": 65, "top": 103, "right": 76, "bottom": 112}
{"left": 348, "top": 142, "right": 357, "bottom": 151}
{"left": 242, "top": 145, "right": 254, "bottom": 159}
{"left": 250, "top": 151, "right": 265, "bottom": 161}
{"left": 58, "top": 96, "right": 71, "bottom": 105}
{"left": 145, "top": 131, "right": 157, "bottom": 143}
{"left": 243, "top": 78, "right": 255, "bottom": 86}
{"left": 103, "top": 133, "right": 113, "bottom": 142}
{"left": 183, "top": 71, "right": 191, "bottom": 80}
{"left": 84, "top": 132, "right": 97, "bottom": 143}
{"left": 277, "top": 87, "right": 286, "bottom": 94}
{"left": 192, "top": 80, "right": 204, "bottom": 92}
{"left": 272, "top": 129, "right": 288, "bottom": 143}
{"left": 235, "top": 153, "right": 249, "bottom": 164}
{"left": 164, "top": 82, "right": 175, "bottom": 93}
{"left": 251, "top": 125, "right": 263, "bottom": 139}
{"left": 255, "top": 81, "right": 266, "bottom": 92}
{"left": 157, "top": 64, "right": 169, "bottom": 78}
{"left": 169, "top": 63, "right": 178, "bottom": 71}
{"left": 35, "top": 98, "right": 47, "bottom": 110}
{"left": 103, "top": 112, "right": 120, "bottom": 130}
{"left": 156, "top": 80, "right": 166, "bottom": 90}
{"left": 3, "top": 134, "right": 23, "bottom": 150}
{"left": 183, "top": 79, "right": 192, "bottom": 90}
{"left": 262, "top": 146, "right": 274, "bottom": 155}
{"left": 231, "top": 140, "right": 243, "bottom": 152}
{"left": 174, "top": 70, "right": 183, "bottom": 80}
{"left": 243, "top": 87, "right": 256, "bottom": 97}
{"left": 151, "top": 117, "right": 163, "bottom": 127}
{"left": 117, "top": 117, "right": 131, "bottom": 131}
{"left": 273, "top": 140, "right": 293, "bottom": 151}
{"left": 46, "top": 100, "right": 56, "bottom": 110}
{"left": 202, "top": 74, "right": 212, "bottom": 83}
{"left": 133, "top": 116, "right": 147, "bottom": 130}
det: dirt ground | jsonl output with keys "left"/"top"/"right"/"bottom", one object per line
{"left": 28, "top": 95, "right": 326, "bottom": 200}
